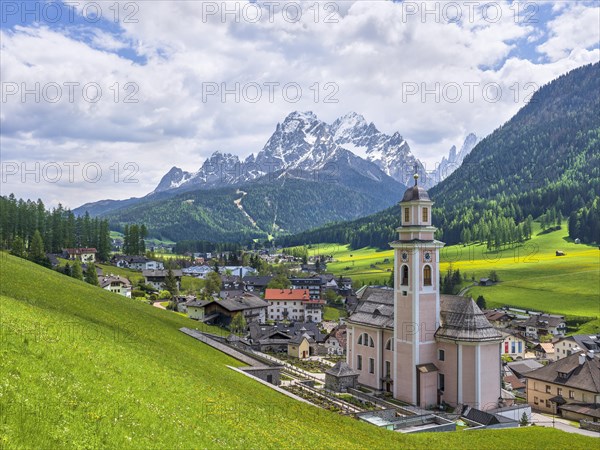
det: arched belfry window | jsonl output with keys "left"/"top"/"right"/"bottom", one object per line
{"left": 424, "top": 265, "right": 432, "bottom": 286}
{"left": 385, "top": 339, "right": 394, "bottom": 351}
{"left": 404, "top": 207, "right": 410, "bottom": 223}
{"left": 401, "top": 265, "right": 409, "bottom": 286}
{"left": 422, "top": 207, "right": 428, "bottom": 222}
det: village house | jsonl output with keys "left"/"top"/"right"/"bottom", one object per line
{"left": 187, "top": 300, "right": 211, "bottom": 321}
{"left": 534, "top": 342, "right": 556, "bottom": 361}
{"left": 143, "top": 269, "right": 182, "bottom": 291}
{"left": 187, "top": 293, "right": 268, "bottom": 327}
{"left": 522, "top": 313, "right": 567, "bottom": 339}
{"left": 500, "top": 331, "right": 527, "bottom": 360}
{"left": 242, "top": 275, "right": 274, "bottom": 293}
{"left": 324, "top": 324, "right": 347, "bottom": 356}
{"left": 554, "top": 334, "right": 600, "bottom": 361}
{"left": 247, "top": 322, "right": 326, "bottom": 353}
{"left": 113, "top": 255, "right": 164, "bottom": 271}
{"left": 287, "top": 333, "right": 315, "bottom": 359}
{"left": 524, "top": 351, "right": 600, "bottom": 422}
{"left": 221, "top": 275, "right": 242, "bottom": 291}
{"left": 218, "top": 266, "right": 256, "bottom": 278}
{"left": 99, "top": 275, "right": 132, "bottom": 297}
{"left": 264, "top": 288, "right": 325, "bottom": 323}
{"left": 484, "top": 309, "right": 515, "bottom": 328}
{"left": 346, "top": 176, "right": 503, "bottom": 410}
{"left": 64, "top": 248, "right": 97, "bottom": 263}
{"left": 181, "top": 265, "right": 213, "bottom": 278}
{"left": 289, "top": 276, "right": 323, "bottom": 299}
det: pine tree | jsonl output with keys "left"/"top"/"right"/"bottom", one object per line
{"left": 84, "top": 263, "right": 99, "bottom": 286}
{"left": 29, "top": 230, "right": 45, "bottom": 261}
{"left": 71, "top": 260, "right": 84, "bottom": 280}
{"left": 63, "top": 262, "right": 72, "bottom": 277}
{"left": 97, "top": 220, "right": 111, "bottom": 261}
{"left": 476, "top": 295, "right": 487, "bottom": 310}
{"left": 10, "top": 236, "right": 25, "bottom": 258}
{"left": 164, "top": 266, "right": 179, "bottom": 296}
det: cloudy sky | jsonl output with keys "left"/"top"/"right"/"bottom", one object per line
{"left": 1, "top": 0, "right": 599, "bottom": 208}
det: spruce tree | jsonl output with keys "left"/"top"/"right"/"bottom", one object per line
{"left": 10, "top": 236, "right": 26, "bottom": 258}
{"left": 72, "top": 260, "right": 84, "bottom": 280}
{"left": 164, "top": 266, "right": 179, "bottom": 296}
{"left": 84, "top": 263, "right": 99, "bottom": 286}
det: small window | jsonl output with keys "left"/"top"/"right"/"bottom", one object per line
{"left": 401, "top": 265, "right": 409, "bottom": 286}
{"left": 438, "top": 373, "right": 445, "bottom": 391}
{"left": 438, "top": 349, "right": 445, "bottom": 361}
{"left": 404, "top": 207, "right": 410, "bottom": 223}
{"left": 385, "top": 360, "right": 391, "bottom": 378}
{"left": 534, "top": 396, "right": 538, "bottom": 405}
{"left": 569, "top": 390, "right": 575, "bottom": 399}
{"left": 557, "top": 388, "right": 562, "bottom": 396}
{"left": 358, "top": 334, "right": 363, "bottom": 345}
{"left": 422, "top": 207, "right": 428, "bottom": 222}
{"left": 369, "top": 358, "right": 374, "bottom": 374}
{"left": 423, "top": 265, "right": 432, "bottom": 286}
{"left": 357, "top": 355, "right": 362, "bottom": 370}
{"left": 546, "top": 385, "right": 551, "bottom": 393}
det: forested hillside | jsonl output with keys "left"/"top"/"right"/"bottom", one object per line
{"left": 103, "top": 177, "right": 398, "bottom": 243}
{"left": 279, "top": 63, "right": 600, "bottom": 248}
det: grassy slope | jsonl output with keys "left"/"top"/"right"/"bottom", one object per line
{"left": 305, "top": 225, "right": 600, "bottom": 331}
{"left": 0, "top": 253, "right": 597, "bottom": 449}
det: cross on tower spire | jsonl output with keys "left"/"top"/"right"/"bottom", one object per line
{"left": 413, "top": 163, "right": 419, "bottom": 186}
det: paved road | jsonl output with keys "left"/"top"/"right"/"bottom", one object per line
{"left": 530, "top": 412, "right": 599, "bottom": 437}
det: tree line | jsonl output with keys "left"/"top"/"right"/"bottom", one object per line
{"left": 1, "top": 194, "right": 111, "bottom": 261}
{"left": 122, "top": 223, "right": 148, "bottom": 256}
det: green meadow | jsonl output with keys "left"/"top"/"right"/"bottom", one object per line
{"left": 1, "top": 253, "right": 597, "bottom": 448}
{"left": 305, "top": 225, "right": 599, "bottom": 332}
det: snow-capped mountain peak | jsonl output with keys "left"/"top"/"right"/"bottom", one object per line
{"left": 152, "top": 111, "right": 473, "bottom": 194}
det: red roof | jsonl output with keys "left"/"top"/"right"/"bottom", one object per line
{"left": 264, "top": 288, "right": 311, "bottom": 301}
{"left": 65, "top": 248, "right": 97, "bottom": 254}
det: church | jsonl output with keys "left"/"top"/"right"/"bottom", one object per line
{"left": 346, "top": 173, "right": 503, "bottom": 410}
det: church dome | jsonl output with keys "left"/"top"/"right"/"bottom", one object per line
{"left": 401, "top": 174, "right": 430, "bottom": 202}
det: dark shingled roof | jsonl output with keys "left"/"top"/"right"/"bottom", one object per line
{"left": 524, "top": 352, "right": 600, "bottom": 393}
{"left": 346, "top": 287, "right": 394, "bottom": 329}
{"left": 326, "top": 361, "right": 359, "bottom": 377}
{"left": 435, "top": 296, "right": 502, "bottom": 342}
{"left": 523, "top": 313, "right": 565, "bottom": 329}
{"left": 217, "top": 294, "right": 268, "bottom": 312}
{"left": 401, "top": 184, "right": 430, "bottom": 202}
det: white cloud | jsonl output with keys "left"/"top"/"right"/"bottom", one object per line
{"left": 537, "top": 3, "right": 600, "bottom": 61}
{"left": 1, "top": 0, "right": 599, "bottom": 208}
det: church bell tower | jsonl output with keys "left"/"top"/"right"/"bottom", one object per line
{"left": 391, "top": 172, "right": 445, "bottom": 406}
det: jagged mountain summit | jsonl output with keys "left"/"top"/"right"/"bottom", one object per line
{"left": 152, "top": 111, "right": 432, "bottom": 194}
{"left": 431, "top": 133, "right": 479, "bottom": 185}
{"left": 331, "top": 112, "right": 423, "bottom": 186}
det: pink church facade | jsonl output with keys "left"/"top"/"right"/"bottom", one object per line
{"left": 347, "top": 175, "right": 502, "bottom": 410}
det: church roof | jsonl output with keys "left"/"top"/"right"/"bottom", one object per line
{"left": 346, "top": 287, "right": 394, "bottom": 329}
{"left": 401, "top": 184, "right": 430, "bottom": 202}
{"left": 436, "top": 295, "right": 502, "bottom": 342}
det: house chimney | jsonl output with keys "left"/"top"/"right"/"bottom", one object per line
{"left": 579, "top": 353, "right": 586, "bottom": 365}
{"left": 587, "top": 350, "right": 595, "bottom": 359}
